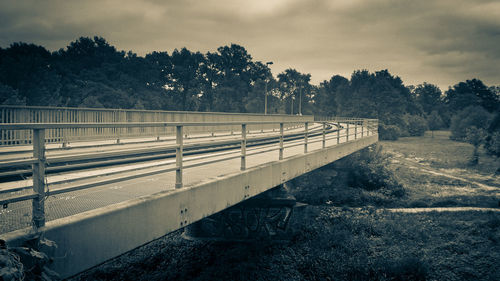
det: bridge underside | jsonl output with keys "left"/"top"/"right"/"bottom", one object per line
{"left": 4, "top": 135, "right": 377, "bottom": 278}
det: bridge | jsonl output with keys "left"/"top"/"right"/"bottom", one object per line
{"left": 0, "top": 106, "right": 378, "bottom": 278}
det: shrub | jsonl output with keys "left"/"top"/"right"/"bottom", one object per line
{"left": 379, "top": 124, "right": 400, "bottom": 140}
{"left": 485, "top": 131, "right": 500, "bottom": 158}
{"left": 404, "top": 114, "right": 428, "bottom": 136}
{"left": 427, "top": 110, "right": 444, "bottom": 137}
{"left": 465, "top": 126, "right": 487, "bottom": 165}
{"left": 450, "top": 106, "right": 492, "bottom": 141}
{"left": 342, "top": 144, "right": 404, "bottom": 196}
{"left": 289, "top": 144, "right": 404, "bottom": 207}
{"left": 427, "top": 110, "right": 444, "bottom": 130}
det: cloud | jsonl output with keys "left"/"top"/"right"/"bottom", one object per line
{"left": 0, "top": 0, "right": 498, "bottom": 89}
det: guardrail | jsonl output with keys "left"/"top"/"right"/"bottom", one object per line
{"left": 0, "top": 118, "right": 378, "bottom": 232}
{"left": 0, "top": 106, "right": 312, "bottom": 145}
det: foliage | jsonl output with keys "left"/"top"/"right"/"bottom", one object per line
{"left": 0, "top": 83, "right": 25, "bottom": 105}
{"left": 404, "top": 114, "right": 428, "bottom": 136}
{"left": 0, "top": 38, "right": 276, "bottom": 113}
{"left": 465, "top": 126, "right": 487, "bottom": 147}
{"left": 314, "top": 75, "right": 348, "bottom": 117}
{"left": 465, "top": 126, "right": 487, "bottom": 165}
{"left": 335, "top": 70, "right": 419, "bottom": 123}
{"left": 378, "top": 124, "right": 400, "bottom": 140}
{"left": 444, "top": 79, "right": 500, "bottom": 114}
{"left": 0, "top": 236, "right": 59, "bottom": 281}
{"left": 289, "top": 144, "right": 404, "bottom": 207}
{"left": 342, "top": 144, "right": 404, "bottom": 196}
{"left": 1, "top": 36, "right": 498, "bottom": 137}
{"left": 450, "top": 106, "right": 493, "bottom": 141}
{"left": 427, "top": 110, "right": 444, "bottom": 132}
{"left": 484, "top": 113, "right": 500, "bottom": 158}
{"left": 413, "top": 82, "right": 442, "bottom": 115}
{"left": 485, "top": 131, "right": 500, "bottom": 158}
{"left": 277, "top": 69, "right": 312, "bottom": 115}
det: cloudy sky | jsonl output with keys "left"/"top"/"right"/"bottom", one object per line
{"left": 1, "top": 0, "right": 499, "bottom": 90}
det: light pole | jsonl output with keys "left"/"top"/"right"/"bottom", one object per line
{"left": 264, "top": 61, "right": 273, "bottom": 114}
{"left": 298, "top": 86, "right": 302, "bottom": 116}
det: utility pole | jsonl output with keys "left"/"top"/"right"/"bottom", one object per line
{"left": 264, "top": 61, "right": 273, "bottom": 114}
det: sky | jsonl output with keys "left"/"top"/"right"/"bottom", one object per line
{"left": 1, "top": 0, "right": 499, "bottom": 90}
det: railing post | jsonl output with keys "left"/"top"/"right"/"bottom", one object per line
{"left": 322, "top": 122, "right": 326, "bottom": 148}
{"left": 32, "top": 129, "right": 46, "bottom": 228}
{"left": 241, "top": 124, "right": 247, "bottom": 171}
{"left": 175, "top": 125, "right": 183, "bottom": 188}
{"left": 346, "top": 123, "right": 349, "bottom": 142}
{"left": 279, "top": 123, "right": 284, "bottom": 160}
{"left": 337, "top": 122, "right": 340, "bottom": 144}
{"left": 304, "top": 122, "right": 308, "bottom": 153}
{"left": 355, "top": 122, "right": 358, "bottom": 139}
{"left": 361, "top": 121, "right": 364, "bottom": 137}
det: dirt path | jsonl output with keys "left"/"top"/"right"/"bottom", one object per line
{"left": 391, "top": 156, "right": 499, "bottom": 194}
{"left": 386, "top": 206, "right": 500, "bottom": 213}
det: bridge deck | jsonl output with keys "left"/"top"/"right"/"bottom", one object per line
{"left": 1, "top": 123, "right": 337, "bottom": 234}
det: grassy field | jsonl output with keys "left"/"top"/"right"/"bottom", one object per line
{"left": 71, "top": 131, "right": 500, "bottom": 281}
{"left": 381, "top": 130, "right": 499, "bottom": 208}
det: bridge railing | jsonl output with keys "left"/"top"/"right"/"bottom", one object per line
{"left": 0, "top": 106, "right": 312, "bottom": 146}
{"left": 0, "top": 119, "right": 378, "bottom": 232}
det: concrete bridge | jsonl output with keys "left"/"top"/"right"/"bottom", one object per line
{"left": 0, "top": 106, "right": 378, "bottom": 278}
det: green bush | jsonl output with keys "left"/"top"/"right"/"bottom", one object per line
{"left": 427, "top": 110, "right": 444, "bottom": 131}
{"left": 405, "top": 115, "right": 428, "bottom": 136}
{"left": 450, "top": 106, "right": 492, "bottom": 141}
{"left": 485, "top": 131, "right": 500, "bottom": 158}
{"left": 343, "top": 144, "right": 404, "bottom": 196}
{"left": 289, "top": 144, "right": 404, "bottom": 207}
{"left": 379, "top": 124, "right": 400, "bottom": 140}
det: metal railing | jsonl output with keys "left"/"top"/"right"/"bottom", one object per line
{"left": 0, "top": 118, "right": 378, "bottom": 231}
{"left": 0, "top": 106, "right": 312, "bottom": 145}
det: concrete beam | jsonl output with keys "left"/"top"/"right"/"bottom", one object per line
{"left": 4, "top": 135, "right": 377, "bottom": 278}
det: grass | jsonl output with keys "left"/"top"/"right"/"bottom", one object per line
{"left": 381, "top": 130, "right": 500, "bottom": 208}
{"left": 382, "top": 130, "right": 499, "bottom": 175}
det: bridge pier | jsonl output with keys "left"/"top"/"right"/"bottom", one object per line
{"left": 183, "top": 184, "right": 306, "bottom": 241}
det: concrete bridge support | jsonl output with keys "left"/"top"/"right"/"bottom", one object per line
{"left": 184, "top": 183, "right": 305, "bottom": 241}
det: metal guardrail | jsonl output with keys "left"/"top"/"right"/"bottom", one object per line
{"left": 0, "top": 118, "right": 378, "bottom": 231}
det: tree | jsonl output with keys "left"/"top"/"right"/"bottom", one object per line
{"left": 167, "top": 48, "right": 204, "bottom": 111}
{"left": 413, "top": 83, "right": 442, "bottom": 115}
{"left": 334, "top": 69, "right": 417, "bottom": 129}
{"left": 465, "top": 126, "right": 487, "bottom": 165}
{"left": 211, "top": 44, "right": 257, "bottom": 112}
{"left": 449, "top": 106, "right": 492, "bottom": 141}
{"left": 404, "top": 114, "right": 428, "bottom": 137}
{"left": 315, "top": 75, "right": 349, "bottom": 117}
{"left": 57, "top": 36, "right": 125, "bottom": 74}
{"left": 198, "top": 52, "right": 220, "bottom": 112}
{"left": 427, "top": 110, "right": 443, "bottom": 138}
{"left": 277, "top": 69, "right": 311, "bottom": 115}
{"left": 0, "top": 83, "right": 25, "bottom": 105}
{"left": 444, "top": 79, "right": 499, "bottom": 114}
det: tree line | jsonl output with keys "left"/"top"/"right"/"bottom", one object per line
{"left": 1, "top": 36, "right": 499, "bottom": 157}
